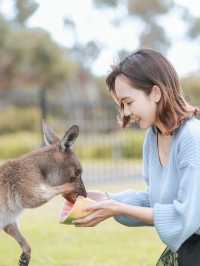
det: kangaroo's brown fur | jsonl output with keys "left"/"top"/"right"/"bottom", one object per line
{"left": 0, "top": 122, "right": 87, "bottom": 266}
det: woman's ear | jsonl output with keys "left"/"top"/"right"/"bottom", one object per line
{"left": 150, "top": 85, "right": 161, "bottom": 103}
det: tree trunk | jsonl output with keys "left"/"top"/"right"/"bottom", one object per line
{"left": 39, "top": 87, "right": 48, "bottom": 145}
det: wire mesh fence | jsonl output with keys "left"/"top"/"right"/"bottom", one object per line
{"left": 0, "top": 87, "right": 144, "bottom": 185}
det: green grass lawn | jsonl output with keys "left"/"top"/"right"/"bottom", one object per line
{"left": 0, "top": 181, "right": 165, "bottom": 266}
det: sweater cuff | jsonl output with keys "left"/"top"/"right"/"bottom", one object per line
{"left": 153, "top": 203, "right": 182, "bottom": 252}
{"left": 106, "top": 190, "right": 150, "bottom": 207}
{"left": 107, "top": 190, "right": 151, "bottom": 227}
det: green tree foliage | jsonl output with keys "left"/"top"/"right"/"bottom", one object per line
{"left": 0, "top": 1, "right": 78, "bottom": 90}
{"left": 13, "top": 0, "right": 39, "bottom": 26}
{"left": 0, "top": 1, "right": 79, "bottom": 125}
{"left": 188, "top": 17, "right": 200, "bottom": 39}
{"left": 0, "top": 21, "right": 76, "bottom": 90}
{"left": 182, "top": 76, "right": 200, "bottom": 106}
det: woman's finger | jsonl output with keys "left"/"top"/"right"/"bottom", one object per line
{"left": 73, "top": 213, "right": 97, "bottom": 224}
{"left": 75, "top": 222, "right": 95, "bottom": 227}
{"left": 73, "top": 219, "right": 96, "bottom": 226}
{"left": 84, "top": 202, "right": 105, "bottom": 212}
{"left": 75, "top": 218, "right": 103, "bottom": 227}
{"left": 72, "top": 217, "right": 88, "bottom": 224}
{"left": 84, "top": 205, "right": 99, "bottom": 212}
{"left": 87, "top": 191, "right": 108, "bottom": 201}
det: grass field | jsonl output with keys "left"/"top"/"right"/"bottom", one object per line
{"left": 0, "top": 181, "right": 165, "bottom": 266}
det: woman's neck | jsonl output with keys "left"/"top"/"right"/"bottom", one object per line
{"left": 154, "top": 122, "right": 168, "bottom": 136}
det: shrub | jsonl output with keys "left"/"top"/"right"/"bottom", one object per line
{"left": 0, "top": 132, "right": 40, "bottom": 159}
{"left": 0, "top": 107, "right": 40, "bottom": 134}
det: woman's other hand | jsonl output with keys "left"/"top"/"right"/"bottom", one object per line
{"left": 72, "top": 199, "right": 120, "bottom": 227}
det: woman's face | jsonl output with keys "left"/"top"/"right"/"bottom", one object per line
{"left": 113, "top": 74, "right": 160, "bottom": 129}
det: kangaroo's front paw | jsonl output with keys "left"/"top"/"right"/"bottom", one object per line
{"left": 19, "top": 252, "right": 30, "bottom": 266}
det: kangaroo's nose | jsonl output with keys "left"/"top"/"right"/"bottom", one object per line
{"left": 62, "top": 178, "right": 87, "bottom": 203}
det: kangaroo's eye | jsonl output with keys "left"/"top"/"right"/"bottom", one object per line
{"left": 69, "top": 176, "right": 76, "bottom": 182}
{"left": 75, "top": 169, "right": 81, "bottom": 176}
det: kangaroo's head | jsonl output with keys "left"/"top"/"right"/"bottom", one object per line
{"left": 42, "top": 122, "right": 87, "bottom": 203}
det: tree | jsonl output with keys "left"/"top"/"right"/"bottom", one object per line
{"left": 92, "top": 0, "right": 174, "bottom": 54}
{"left": 13, "top": 0, "right": 39, "bottom": 26}
{"left": 64, "top": 18, "right": 101, "bottom": 71}
{"left": 0, "top": 1, "right": 79, "bottom": 131}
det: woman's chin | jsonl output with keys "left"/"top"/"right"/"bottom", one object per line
{"left": 137, "top": 119, "right": 149, "bottom": 129}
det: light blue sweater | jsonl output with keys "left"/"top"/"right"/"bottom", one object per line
{"left": 108, "top": 117, "right": 200, "bottom": 252}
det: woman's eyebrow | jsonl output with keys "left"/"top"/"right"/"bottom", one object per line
{"left": 121, "top": 97, "right": 133, "bottom": 103}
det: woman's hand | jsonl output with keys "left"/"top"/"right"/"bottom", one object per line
{"left": 72, "top": 199, "right": 121, "bottom": 227}
{"left": 86, "top": 191, "right": 109, "bottom": 201}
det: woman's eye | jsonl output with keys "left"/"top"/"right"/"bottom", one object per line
{"left": 126, "top": 102, "right": 133, "bottom": 106}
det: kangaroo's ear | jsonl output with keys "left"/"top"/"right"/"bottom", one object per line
{"left": 42, "top": 121, "right": 60, "bottom": 146}
{"left": 60, "top": 125, "right": 79, "bottom": 152}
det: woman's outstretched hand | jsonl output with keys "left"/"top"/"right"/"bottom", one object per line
{"left": 72, "top": 198, "right": 120, "bottom": 227}
{"left": 86, "top": 191, "right": 109, "bottom": 201}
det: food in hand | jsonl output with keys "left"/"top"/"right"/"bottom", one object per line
{"left": 59, "top": 196, "right": 96, "bottom": 224}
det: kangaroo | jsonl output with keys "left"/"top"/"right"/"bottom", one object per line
{"left": 0, "top": 122, "right": 87, "bottom": 266}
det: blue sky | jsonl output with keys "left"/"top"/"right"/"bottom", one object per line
{"left": 1, "top": 0, "right": 200, "bottom": 77}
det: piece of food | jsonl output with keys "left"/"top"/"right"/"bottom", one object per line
{"left": 59, "top": 195, "right": 96, "bottom": 224}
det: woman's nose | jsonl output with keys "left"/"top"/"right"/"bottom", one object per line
{"left": 123, "top": 105, "right": 132, "bottom": 116}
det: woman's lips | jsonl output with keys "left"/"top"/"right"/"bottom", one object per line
{"left": 130, "top": 114, "right": 141, "bottom": 123}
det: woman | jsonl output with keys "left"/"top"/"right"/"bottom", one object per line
{"left": 72, "top": 49, "right": 200, "bottom": 265}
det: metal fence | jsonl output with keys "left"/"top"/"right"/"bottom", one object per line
{"left": 0, "top": 87, "right": 143, "bottom": 185}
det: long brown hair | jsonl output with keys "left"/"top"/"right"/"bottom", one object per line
{"left": 106, "top": 48, "right": 199, "bottom": 135}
